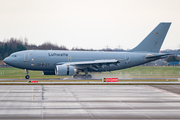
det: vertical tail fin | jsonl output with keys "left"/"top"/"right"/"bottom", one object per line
{"left": 130, "top": 22, "right": 171, "bottom": 53}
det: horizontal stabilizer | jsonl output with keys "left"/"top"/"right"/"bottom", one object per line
{"left": 145, "top": 54, "right": 171, "bottom": 60}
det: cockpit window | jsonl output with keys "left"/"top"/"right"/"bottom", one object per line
{"left": 11, "top": 55, "right": 17, "bottom": 57}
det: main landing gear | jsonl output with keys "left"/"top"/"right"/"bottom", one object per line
{"left": 73, "top": 68, "right": 92, "bottom": 79}
{"left": 73, "top": 74, "right": 92, "bottom": 79}
{"left": 25, "top": 69, "right": 30, "bottom": 79}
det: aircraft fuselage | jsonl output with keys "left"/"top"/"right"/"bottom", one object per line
{"left": 4, "top": 50, "right": 155, "bottom": 72}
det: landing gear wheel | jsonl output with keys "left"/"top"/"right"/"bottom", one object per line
{"left": 25, "top": 69, "right": 30, "bottom": 79}
{"left": 73, "top": 68, "right": 92, "bottom": 79}
{"left": 73, "top": 74, "right": 82, "bottom": 79}
{"left": 87, "top": 74, "right": 92, "bottom": 79}
{"left": 73, "top": 74, "right": 78, "bottom": 79}
{"left": 82, "top": 75, "right": 86, "bottom": 79}
{"left": 25, "top": 75, "right": 30, "bottom": 79}
{"left": 73, "top": 74, "right": 92, "bottom": 79}
{"left": 84, "top": 74, "right": 92, "bottom": 79}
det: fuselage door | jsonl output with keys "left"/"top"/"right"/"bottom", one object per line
{"left": 24, "top": 53, "right": 30, "bottom": 62}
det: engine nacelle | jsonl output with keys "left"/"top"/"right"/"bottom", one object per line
{"left": 55, "top": 65, "right": 75, "bottom": 76}
{"left": 42, "top": 71, "right": 55, "bottom": 75}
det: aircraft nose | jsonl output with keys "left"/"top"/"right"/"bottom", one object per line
{"left": 3, "top": 57, "right": 10, "bottom": 64}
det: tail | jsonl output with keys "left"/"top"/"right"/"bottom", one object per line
{"left": 130, "top": 22, "right": 171, "bottom": 53}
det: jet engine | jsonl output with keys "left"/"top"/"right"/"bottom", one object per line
{"left": 55, "top": 65, "right": 75, "bottom": 76}
{"left": 42, "top": 71, "right": 55, "bottom": 75}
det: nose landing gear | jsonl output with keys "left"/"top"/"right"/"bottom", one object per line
{"left": 25, "top": 69, "right": 30, "bottom": 79}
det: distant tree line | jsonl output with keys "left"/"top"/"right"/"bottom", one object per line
{"left": 0, "top": 38, "right": 27, "bottom": 60}
{"left": 0, "top": 38, "right": 69, "bottom": 60}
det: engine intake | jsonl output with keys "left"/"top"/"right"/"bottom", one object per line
{"left": 55, "top": 65, "right": 75, "bottom": 76}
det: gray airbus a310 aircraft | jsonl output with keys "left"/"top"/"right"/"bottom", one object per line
{"left": 4, "top": 22, "right": 171, "bottom": 79}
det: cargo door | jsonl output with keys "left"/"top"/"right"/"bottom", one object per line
{"left": 24, "top": 53, "right": 30, "bottom": 62}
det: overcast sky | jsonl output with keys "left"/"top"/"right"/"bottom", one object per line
{"left": 0, "top": 0, "right": 180, "bottom": 50}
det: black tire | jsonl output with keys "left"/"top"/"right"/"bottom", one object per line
{"left": 81, "top": 75, "right": 86, "bottom": 79}
{"left": 87, "top": 74, "right": 92, "bottom": 79}
{"left": 25, "top": 75, "right": 30, "bottom": 79}
{"left": 73, "top": 75, "right": 77, "bottom": 79}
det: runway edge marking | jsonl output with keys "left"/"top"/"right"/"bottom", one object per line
{"left": 145, "top": 85, "right": 180, "bottom": 97}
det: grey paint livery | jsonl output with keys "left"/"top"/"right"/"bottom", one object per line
{"left": 3, "top": 22, "right": 171, "bottom": 79}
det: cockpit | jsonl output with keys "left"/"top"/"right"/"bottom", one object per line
{"left": 11, "top": 55, "right": 17, "bottom": 57}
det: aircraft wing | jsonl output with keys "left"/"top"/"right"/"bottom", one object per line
{"left": 63, "top": 59, "right": 119, "bottom": 65}
{"left": 56, "top": 59, "right": 121, "bottom": 71}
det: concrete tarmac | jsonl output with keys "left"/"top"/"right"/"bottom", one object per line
{"left": 0, "top": 85, "right": 180, "bottom": 119}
